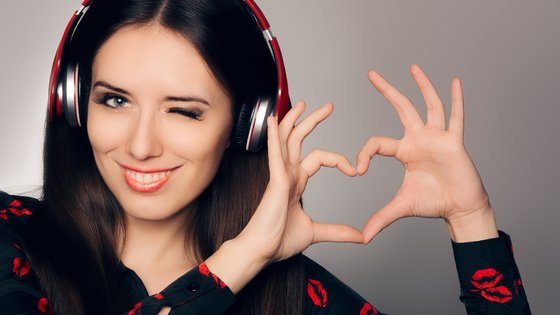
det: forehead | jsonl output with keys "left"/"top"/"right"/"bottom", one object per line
{"left": 91, "top": 24, "right": 228, "bottom": 103}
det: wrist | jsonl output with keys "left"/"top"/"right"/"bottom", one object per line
{"left": 446, "top": 205, "right": 499, "bottom": 243}
{"left": 204, "top": 238, "right": 268, "bottom": 294}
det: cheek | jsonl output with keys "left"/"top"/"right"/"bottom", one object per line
{"left": 87, "top": 105, "right": 129, "bottom": 154}
{"left": 163, "top": 122, "right": 229, "bottom": 163}
{"left": 162, "top": 111, "right": 233, "bottom": 173}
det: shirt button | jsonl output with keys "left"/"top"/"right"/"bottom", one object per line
{"left": 186, "top": 281, "right": 200, "bottom": 292}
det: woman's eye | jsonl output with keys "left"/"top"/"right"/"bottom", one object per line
{"left": 97, "top": 94, "right": 129, "bottom": 108}
{"left": 167, "top": 108, "right": 202, "bottom": 120}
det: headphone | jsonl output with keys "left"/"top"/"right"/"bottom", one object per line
{"left": 48, "top": 0, "right": 291, "bottom": 152}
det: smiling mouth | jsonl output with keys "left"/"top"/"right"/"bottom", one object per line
{"left": 123, "top": 168, "right": 174, "bottom": 193}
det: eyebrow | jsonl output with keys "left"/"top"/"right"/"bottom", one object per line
{"left": 92, "top": 81, "right": 211, "bottom": 106}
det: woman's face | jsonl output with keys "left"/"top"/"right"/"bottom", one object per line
{"left": 87, "top": 25, "right": 233, "bottom": 222}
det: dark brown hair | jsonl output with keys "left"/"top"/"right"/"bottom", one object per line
{"left": 23, "top": 0, "right": 305, "bottom": 314}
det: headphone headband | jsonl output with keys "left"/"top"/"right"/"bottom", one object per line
{"left": 48, "top": 1, "right": 91, "bottom": 126}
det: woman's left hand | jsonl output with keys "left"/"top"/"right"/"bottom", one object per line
{"left": 357, "top": 64, "right": 498, "bottom": 243}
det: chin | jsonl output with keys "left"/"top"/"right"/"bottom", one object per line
{"left": 118, "top": 195, "right": 193, "bottom": 223}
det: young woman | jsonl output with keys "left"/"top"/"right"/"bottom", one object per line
{"left": 0, "top": 0, "right": 531, "bottom": 314}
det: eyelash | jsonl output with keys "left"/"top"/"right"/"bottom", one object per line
{"left": 95, "top": 93, "right": 203, "bottom": 120}
{"left": 96, "top": 93, "right": 129, "bottom": 108}
{"left": 167, "top": 108, "right": 202, "bottom": 120}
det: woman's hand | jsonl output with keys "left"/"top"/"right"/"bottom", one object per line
{"left": 237, "top": 101, "right": 364, "bottom": 263}
{"left": 206, "top": 101, "right": 364, "bottom": 294}
{"left": 358, "top": 64, "right": 498, "bottom": 243}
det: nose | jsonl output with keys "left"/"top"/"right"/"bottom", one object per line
{"left": 126, "top": 109, "right": 163, "bottom": 160}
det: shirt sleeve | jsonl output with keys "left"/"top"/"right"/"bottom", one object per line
{"left": 126, "top": 262, "right": 236, "bottom": 315}
{"left": 452, "top": 230, "right": 532, "bottom": 315}
{"left": 302, "top": 255, "right": 384, "bottom": 315}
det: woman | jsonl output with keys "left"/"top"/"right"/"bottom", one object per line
{"left": 0, "top": 0, "right": 531, "bottom": 314}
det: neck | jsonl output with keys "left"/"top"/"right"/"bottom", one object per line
{"left": 117, "top": 207, "right": 197, "bottom": 272}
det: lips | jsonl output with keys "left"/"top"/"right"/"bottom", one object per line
{"left": 471, "top": 268, "right": 503, "bottom": 289}
{"left": 481, "top": 286, "right": 513, "bottom": 303}
{"left": 360, "top": 303, "right": 379, "bottom": 315}
{"left": 13, "top": 257, "right": 30, "bottom": 277}
{"left": 121, "top": 165, "right": 175, "bottom": 193}
{"left": 307, "top": 278, "right": 327, "bottom": 308}
{"left": 470, "top": 268, "right": 513, "bottom": 304}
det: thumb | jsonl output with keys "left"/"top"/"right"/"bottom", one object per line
{"left": 312, "top": 222, "right": 364, "bottom": 245}
{"left": 363, "top": 196, "right": 410, "bottom": 244}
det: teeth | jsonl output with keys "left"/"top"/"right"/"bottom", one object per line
{"left": 126, "top": 170, "right": 171, "bottom": 184}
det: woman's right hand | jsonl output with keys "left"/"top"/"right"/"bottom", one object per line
{"left": 239, "top": 101, "right": 364, "bottom": 262}
{"left": 205, "top": 101, "right": 364, "bottom": 293}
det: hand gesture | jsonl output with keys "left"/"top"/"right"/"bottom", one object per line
{"left": 357, "top": 64, "right": 498, "bottom": 243}
{"left": 238, "top": 101, "right": 364, "bottom": 263}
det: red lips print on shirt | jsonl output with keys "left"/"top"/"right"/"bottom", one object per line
{"left": 128, "top": 301, "right": 142, "bottom": 315}
{"left": 307, "top": 278, "right": 327, "bottom": 308}
{"left": 360, "top": 302, "right": 379, "bottom": 315}
{"left": 513, "top": 278, "right": 523, "bottom": 295}
{"left": 199, "top": 262, "right": 227, "bottom": 289}
{"left": 12, "top": 257, "right": 31, "bottom": 276}
{"left": 470, "top": 268, "right": 513, "bottom": 303}
{"left": 38, "top": 297, "right": 53, "bottom": 315}
{"left": 1, "top": 199, "right": 32, "bottom": 220}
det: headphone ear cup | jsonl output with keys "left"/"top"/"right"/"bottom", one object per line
{"left": 231, "top": 101, "right": 255, "bottom": 150}
{"left": 60, "top": 58, "right": 82, "bottom": 127}
{"left": 233, "top": 93, "right": 276, "bottom": 152}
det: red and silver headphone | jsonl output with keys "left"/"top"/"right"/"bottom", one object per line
{"left": 48, "top": 0, "right": 291, "bottom": 152}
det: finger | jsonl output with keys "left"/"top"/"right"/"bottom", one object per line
{"left": 287, "top": 103, "right": 334, "bottom": 163}
{"left": 278, "top": 100, "right": 306, "bottom": 144}
{"left": 362, "top": 197, "right": 410, "bottom": 244}
{"left": 368, "top": 70, "right": 424, "bottom": 130}
{"left": 312, "top": 222, "right": 364, "bottom": 244}
{"left": 410, "top": 64, "right": 446, "bottom": 130}
{"left": 266, "top": 116, "right": 288, "bottom": 184}
{"left": 300, "top": 149, "right": 358, "bottom": 178}
{"left": 356, "top": 136, "right": 400, "bottom": 175}
{"left": 448, "top": 77, "right": 464, "bottom": 139}
{"left": 278, "top": 101, "right": 306, "bottom": 159}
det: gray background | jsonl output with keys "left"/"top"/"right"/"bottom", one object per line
{"left": 1, "top": 0, "right": 558, "bottom": 313}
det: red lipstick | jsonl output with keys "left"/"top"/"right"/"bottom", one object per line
{"left": 120, "top": 165, "right": 176, "bottom": 193}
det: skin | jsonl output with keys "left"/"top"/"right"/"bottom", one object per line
{"left": 357, "top": 65, "right": 498, "bottom": 243}
{"left": 87, "top": 24, "right": 233, "bottom": 293}
{"left": 85, "top": 23, "right": 497, "bottom": 315}
{"left": 206, "top": 65, "right": 498, "bottom": 299}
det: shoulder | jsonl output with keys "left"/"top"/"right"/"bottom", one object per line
{"left": 0, "top": 190, "right": 39, "bottom": 240}
{"left": 301, "top": 255, "right": 383, "bottom": 315}
{"left": 0, "top": 191, "right": 40, "bottom": 224}
{"left": 0, "top": 191, "right": 44, "bottom": 298}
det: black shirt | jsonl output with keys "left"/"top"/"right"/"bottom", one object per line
{"left": 0, "top": 191, "right": 531, "bottom": 314}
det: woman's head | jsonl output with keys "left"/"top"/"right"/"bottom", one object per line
{"left": 56, "top": 0, "right": 277, "bottom": 219}
{"left": 87, "top": 24, "right": 234, "bottom": 221}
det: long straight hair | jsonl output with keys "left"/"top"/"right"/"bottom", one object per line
{"left": 22, "top": 0, "right": 306, "bottom": 314}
